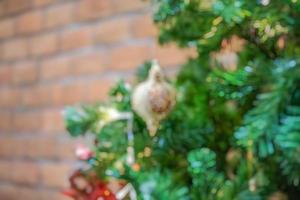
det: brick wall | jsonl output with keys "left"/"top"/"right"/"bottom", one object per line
{"left": 0, "top": 0, "right": 194, "bottom": 199}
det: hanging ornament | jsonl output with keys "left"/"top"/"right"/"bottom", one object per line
{"left": 62, "top": 170, "right": 94, "bottom": 199}
{"left": 211, "top": 35, "right": 246, "bottom": 71}
{"left": 89, "top": 183, "right": 117, "bottom": 200}
{"left": 248, "top": 178, "right": 257, "bottom": 192}
{"left": 75, "top": 144, "right": 94, "bottom": 161}
{"left": 226, "top": 149, "right": 241, "bottom": 168}
{"left": 248, "top": 171, "right": 269, "bottom": 193}
{"left": 132, "top": 163, "right": 141, "bottom": 172}
{"left": 63, "top": 170, "right": 118, "bottom": 200}
{"left": 267, "top": 191, "right": 288, "bottom": 200}
{"left": 226, "top": 148, "right": 241, "bottom": 179}
{"left": 276, "top": 35, "right": 286, "bottom": 50}
{"left": 259, "top": 0, "right": 270, "bottom": 6}
{"left": 131, "top": 60, "right": 176, "bottom": 136}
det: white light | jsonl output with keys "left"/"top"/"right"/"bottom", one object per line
{"left": 261, "top": 0, "right": 270, "bottom": 6}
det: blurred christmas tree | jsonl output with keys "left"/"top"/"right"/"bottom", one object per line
{"left": 63, "top": 0, "right": 300, "bottom": 199}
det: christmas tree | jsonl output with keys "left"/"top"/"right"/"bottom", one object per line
{"left": 63, "top": 0, "right": 300, "bottom": 199}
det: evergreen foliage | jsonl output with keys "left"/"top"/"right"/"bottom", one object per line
{"left": 64, "top": 0, "right": 300, "bottom": 199}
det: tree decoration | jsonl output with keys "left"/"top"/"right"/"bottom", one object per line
{"left": 277, "top": 35, "right": 286, "bottom": 50}
{"left": 226, "top": 148, "right": 241, "bottom": 179}
{"left": 63, "top": 0, "right": 300, "bottom": 199}
{"left": 76, "top": 144, "right": 94, "bottom": 161}
{"left": 131, "top": 60, "right": 176, "bottom": 136}
{"left": 90, "top": 185, "right": 117, "bottom": 200}
{"left": 63, "top": 170, "right": 117, "bottom": 200}
{"left": 96, "top": 107, "right": 132, "bottom": 132}
{"left": 260, "top": 0, "right": 271, "bottom": 6}
{"left": 267, "top": 191, "right": 288, "bottom": 200}
{"left": 211, "top": 35, "right": 245, "bottom": 71}
{"left": 64, "top": 104, "right": 138, "bottom": 199}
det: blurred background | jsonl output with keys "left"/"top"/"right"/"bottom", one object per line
{"left": 0, "top": 0, "right": 194, "bottom": 199}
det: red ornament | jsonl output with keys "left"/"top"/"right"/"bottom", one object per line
{"left": 62, "top": 170, "right": 117, "bottom": 200}
{"left": 89, "top": 182, "right": 117, "bottom": 200}
{"left": 75, "top": 144, "right": 94, "bottom": 161}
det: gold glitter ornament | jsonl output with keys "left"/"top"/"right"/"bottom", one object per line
{"left": 131, "top": 60, "right": 176, "bottom": 136}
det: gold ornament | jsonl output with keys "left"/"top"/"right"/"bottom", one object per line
{"left": 248, "top": 178, "right": 257, "bottom": 192}
{"left": 131, "top": 60, "right": 176, "bottom": 136}
{"left": 132, "top": 163, "right": 141, "bottom": 172}
{"left": 211, "top": 35, "right": 246, "bottom": 71}
{"left": 267, "top": 191, "right": 288, "bottom": 200}
{"left": 226, "top": 149, "right": 241, "bottom": 168}
{"left": 226, "top": 148, "right": 241, "bottom": 179}
{"left": 277, "top": 35, "right": 286, "bottom": 50}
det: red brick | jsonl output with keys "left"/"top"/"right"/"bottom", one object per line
{"left": 50, "top": 79, "right": 112, "bottom": 105}
{"left": 21, "top": 87, "right": 37, "bottom": 108}
{"left": 0, "top": 161, "right": 11, "bottom": 180}
{"left": 95, "top": 18, "right": 130, "bottom": 44}
{"left": 33, "top": 0, "right": 56, "bottom": 7}
{"left": 12, "top": 111, "right": 42, "bottom": 132}
{"left": 61, "top": 82, "right": 86, "bottom": 105}
{"left": 76, "top": 0, "right": 112, "bottom": 21}
{"left": 17, "top": 11, "right": 43, "bottom": 34}
{"left": 22, "top": 138, "right": 57, "bottom": 158}
{"left": 12, "top": 61, "right": 37, "bottom": 85}
{"left": 29, "top": 32, "right": 58, "bottom": 56}
{"left": 41, "top": 191, "right": 70, "bottom": 200}
{"left": 49, "top": 84, "right": 64, "bottom": 106}
{"left": 61, "top": 27, "right": 92, "bottom": 51}
{"left": 45, "top": 3, "right": 74, "bottom": 29}
{"left": 0, "top": 112, "right": 12, "bottom": 132}
{"left": 50, "top": 82, "right": 86, "bottom": 105}
{"left": 16, "top": 187, "right": 42, "bottom": 200}
{"left": 153, "top": 44, "right": 197, "bottom": 67}
{"left": 0, "top": 137, "right": 21, "bottom": 157}
{"left": 56, "top": 140, "right": 76, "bottom": 160}
{"left": 41, "top": 162, "right": 72, "bottom": 188}
{"left": 20, "top": 84, "right": 55, "bottom": 108}
{"left": 0, "top": 1, "right": 5, "bottom": 18}
{"left": 0, "top": 184, "right": 17, "bottom": 200}
{"left": 21, "top": 138, "right": 76, "bottom": 160}
{"left": 132, "top": 14, "right": 157, "bottom": 38}
{"left": 0, "top": 136, "right": 75, "bottom": 160}
{"left": 42, "top": 109, "right": 64, "bottom": 133}
{"left": 40, "top": 57, "right": 71, "bottom": 80}
{"left": 112, "top": 0, "right": 146, "bottom": 13}
{"left": 0, "top": 161, "right": 39, "bottom": 185}
{"left": 0, "top": 18, "right": 15, "bottom": 39}
{"left": 12, "top": 162, "right": 40, "bottom": 185}
{"left": 41, "top": 139, "right": 75, "bottom": 159}
{"left": 0, "top": 88, "right": 19, "bottom": 109}
{"left": 110, "top": 44, "right": 151, "bottom": 70}
{"left": 5, "top": 0, "right": 31, "bottom": 15}
{"left": 71, "top": 52, "right": 107, "bottom": 75}
{"left": 0, "top": 185, "right": 67, "bottom": 200}
{"left": 0, "top": 44, "right": 2, "bottom": 60}
{"left": 84, "top": 78, "right": 114, "bottom": 103}
{"left": 0, "top": 65, "right": 13, "bottom": 85}
{"left": 2, "top": 38, "right": 28, "bottom": 60}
